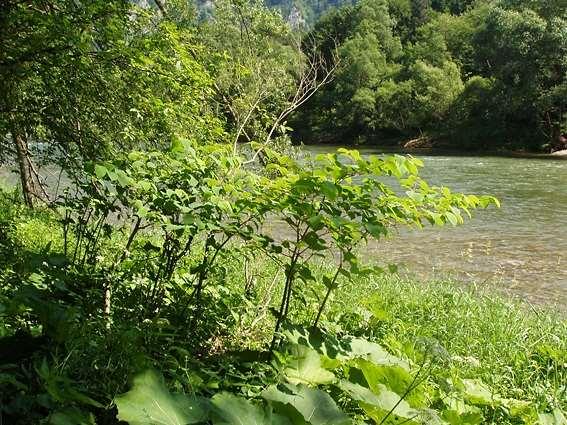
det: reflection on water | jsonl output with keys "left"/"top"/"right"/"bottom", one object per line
{"left": 306, "top": 146, "right": 567, "bottom": 307}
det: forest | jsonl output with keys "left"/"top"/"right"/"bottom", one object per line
{"left": 1, "top": 0, "right": 566, "bottom": 424}
{"left": 288, "top": 0, "right": 567, "bottom": 151}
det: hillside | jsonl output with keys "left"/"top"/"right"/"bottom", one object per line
{"left": 265, "top": 0, "right": 477, "bottom": 28}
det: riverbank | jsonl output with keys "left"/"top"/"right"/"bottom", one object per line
{"left": 4, "top": 147, "right": 567, "bottom": 307}
{"left": 330, "top": 273, "right": 567, "bottom": 415}
{"left": 301, "top": 140, "right": 567, "bottom": 160}
{"left": 1, "top": 187, "right": 566, "bottom": 424}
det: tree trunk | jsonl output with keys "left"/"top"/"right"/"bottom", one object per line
{"left": 549, "top": 109, "right": 566, "bottom": 152}
{"left": 11, "top": 124, "right": 37, "bottom": 208}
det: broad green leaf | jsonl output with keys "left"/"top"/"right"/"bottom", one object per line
{"left": 307, "top": 215, "right": 324, "bottom": 231}
{"left": 365, "top": 223, "right": 386, "bottom": 238}
{"left": 262, "top": 384, "right": 350, "bottom": 425}
{"left": 338, "top": 380, "right": 419, "bottom": 424}
{"left": 296, "top": 265, "right": 317, "bottom": 283}
{"left": 128, "top": 152, "right": 142, "bottom": 161}
{"left": 441, "top": 394, "right": 483, "bottom": 424}
{"left": 538, "top": 409, "right": 567, "bottom": 425}
{"left": 115, "top": 369, "right": 207, "bottom": 425}
{"left": 303, "top": 231, "right": 327, "bottom": 251}
{"left": 320, "top": 181, "right": 338, "bottom": 200}
{"left": 445, "top": 211, "right": 459, "bottom": 226}
{"left": 211, "top": 392, "right": 290, "bottom": 425}
{"left": 171, "top": 137, "right": 188, "bottom": 154}
{"left": 338, "top": 338, "right": 410, "bottom": 370}
{"left": 441, "top": 409, "right": 483, "bottom": 425}
{"left": 353, "top": 359, "right": 417, "bottom": 404}
{"left": 138, "top": 180, "right": 152, "bottom": 191}
{"left": 284, "top": 345, "right": 336, "bottom": 386}
{"left": 460, "top": 379, "right": 495, "bottom": 406}
{"left": 115, "top": 169, "right": 133, "bottom": 187}
{"left": 502, "top": 398, "right": 537, "bottom": 422}
{"left": 322, "top": 275, "right": 337, "bottom": 290}
{"left": 94, "top": 164, "right": 108, "bottom": 179}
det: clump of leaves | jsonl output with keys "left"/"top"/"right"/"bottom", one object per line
{"left": 115, "top": 330, "right": 561, "bottom": 424}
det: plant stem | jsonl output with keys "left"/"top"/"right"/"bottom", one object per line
{"left": 313, "top": 255, "right": 343, "bottom": 327}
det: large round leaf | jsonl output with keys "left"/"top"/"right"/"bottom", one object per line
{"left": 115, "top": 370, "right": 208, "bottom": 425}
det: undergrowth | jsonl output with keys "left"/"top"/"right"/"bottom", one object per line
{"left": 0, "top": 148, "right": 564, "bottom": 425}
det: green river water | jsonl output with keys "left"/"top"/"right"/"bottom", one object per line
{"left": 306, "top": 146, "right": 567, "bottom": 308}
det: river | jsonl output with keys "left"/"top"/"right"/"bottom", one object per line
{"left": 305, "top": 146, "right": 567, "bottom": 308}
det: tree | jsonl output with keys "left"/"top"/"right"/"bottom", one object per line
{"left": 0, "top": 0, "right": 220, "bottom": 206}
{"left": 472, "top": 5, "right": 567, "bottom": 149}
{"left": 291, "top": 0, "right": 405, "bottom": 142}
{"left": 197, "top": 0, "right": 336, "bottom": 159}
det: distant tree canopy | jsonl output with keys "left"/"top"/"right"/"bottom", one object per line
{"left": 290, "top": 0, "right": 567, "bottom": 151}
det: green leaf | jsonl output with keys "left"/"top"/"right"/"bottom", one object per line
{"left": 365, "top": 223, "right": 386, "bottom": 238}
{"left": 320, "top": 181, "right": 338, "bottom": 200}
{"left": 94, "top": 164, "right": 108, "bottom": 179}
{"left": 445, "top": 211, "right": 459, "bottom": 226}
{"left": 116, "top": 169, "right": 133, "bottom": 187}
{"left": 284, "top": 345, "right": 336, "bottom": 386}
{"left": 322, "top": 275, "right": 337, "bottom": 290}
{"left": 441, "top": 394, "right": 483, "bottom": 424}
{"left": 338, "top": 381, "right": 419, "bottom": 424}
{"left": 171, "top": 137, "right": 188, "bottom": 154}
{"left": 353, "top": 359, "right": 422, "bottom": 406}
{"left": 307, "top": 215, "right": 324, "bottom": 231}
{"left": 210, "top": 392, "right": 290, "bottom": 425}
{"left": 115, "top": 369, "right": 208, "bottom": 425}
{"left": 49, "top": 408, "right": 96, "bottom": 425}
{"left": 338, "top": 338, "right": 410, "bottom": 370}
{"left": 303, "top": 231, "right": 327, "bottom": 251}
{"left": 501, "top": 399, "right": 537, "bottom": 422}
{"left": 538, "top": 409, "right": 567, "bottom": 425}
{"left": 296, "top": 265, "right": 317, "bottom": 283}
{"left": 459, "top": 379, "right": 495, "bottom": 406}
{"left": 262, "top": 384, "right": 350, "bottom": 425}
{"left": 441, "top": 409, "right": 483, "bottom": 425}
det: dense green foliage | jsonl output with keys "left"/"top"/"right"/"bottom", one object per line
{"left": 0, "top": 0, "right": 565, "bottom": 424}
{"left": 291, "top": 0, "right": 567, "bottom": 151}
{"left": 1, "top": 186, "right": 565, "bottom": 424}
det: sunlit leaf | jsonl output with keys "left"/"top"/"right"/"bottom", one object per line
{"left": 94, "top": 164, "right": 108, "bottom": 179}
{"left": 115, "top": 370, "right": 208, "bottom": 425}
{"left": 262, "top": 384, "right": 350, "bottom": 425}
{"left": 338, "top": 380, "right": 419, "bottom": 424}
{"left": 211, "top": 392, "right": 290, "bottom": 425}
{"left": 459, "top": 379, "right": 495, "bottom": 406}
{"left": 538, "top": 409, "right": 567, "bottom": 425}
{"left": 284, "top": 345, "right": 336, "bottom": 386}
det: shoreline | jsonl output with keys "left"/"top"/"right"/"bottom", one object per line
{"left": 301, "top": 142, "right": 567, "bottom": 160}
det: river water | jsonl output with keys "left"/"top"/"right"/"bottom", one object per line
{"left": 305, "top": 146, "right": 567, "bottom": 308}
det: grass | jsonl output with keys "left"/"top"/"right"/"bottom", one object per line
{"left": 218, "top": 247, "right": 567, "bottom": 418}
{"left": 329, "top": 274, "right": 567, "bottom": 413}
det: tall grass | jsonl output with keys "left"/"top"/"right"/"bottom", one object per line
{"left": 331, "top": 274, "right": 567, "bottom": 412}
